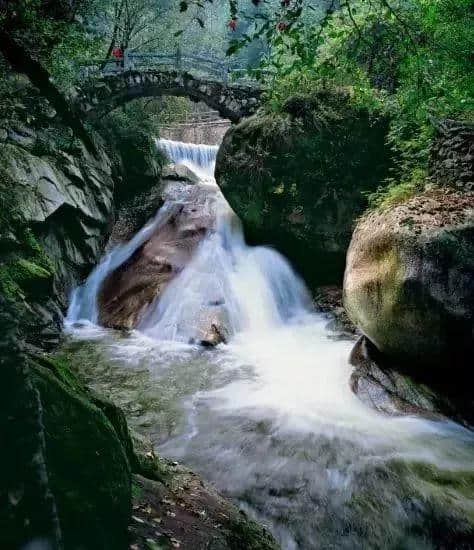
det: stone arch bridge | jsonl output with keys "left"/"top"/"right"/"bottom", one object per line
{"left": 75, "top": 52, "right": 263, "bottom": 123}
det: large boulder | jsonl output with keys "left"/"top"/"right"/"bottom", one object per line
{"left": 215, "top": 91, "right": 391, "bottom": 286}
{"left": 98, "top": 176, "right": 222, "bottom": 334}
{"left": 343, "top": 189, "right": 474, "bottom": 369}
{"left": 0, "top": 299, "right": 131, "bottom": 549}
{"left": 0, "top": 129, "right": 115, "bottom": 346}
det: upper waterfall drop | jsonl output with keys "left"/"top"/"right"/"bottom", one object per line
{"left": 156, "top": 138, "right": 218, "bottom": 180}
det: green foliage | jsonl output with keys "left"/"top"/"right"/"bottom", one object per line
{"left": 91, "top": 101, "right": 163, "bottom": 178}
{"left": 365, "top": 168, "right": 426, "bottom": 210}
{"left": 259, "top": 0, "right": 474, "bottom": 202}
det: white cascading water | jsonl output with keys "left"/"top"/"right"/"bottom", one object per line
{"left": 67, "top": 202, "right": 176, "bottom": 324}
{"left": 157, "top": 138, "right": 218, "bottom": 181}
{"left": 66, "top": 138, "right": 474, "bottom": 550}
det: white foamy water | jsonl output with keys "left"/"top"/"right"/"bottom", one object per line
{"left": 157, "top": 137, "right": 218, "bottom": 182}
{"left": 66, "top": 139, "right": 474, "bottom": 549}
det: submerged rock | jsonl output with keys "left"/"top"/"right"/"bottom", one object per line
{"left": 215, "top": 90, "right": 391, "bottom": 286}
{"left": 161, "top": 162, "right": 201, "bottom": 184}
{"left": 344, "top": 189, "right": 474, "bottom": 370}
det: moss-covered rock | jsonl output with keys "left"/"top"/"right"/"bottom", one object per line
{"left": 29, "top": 362, "right": 132, "bottom": 549}
{"left": 215, "top": 90, "right": 391, "bottom": 286}
{"left": 0, "top": 297, "right": 132, "bottom": 549}
{"left": 344, "top": 190, "right": 474, "bottom": 370}
{"left": 0, "top": 123, "right": 115, "bottom": 346}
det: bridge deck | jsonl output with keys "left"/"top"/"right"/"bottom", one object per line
{"left": 79, "top": 50, "right": 266, "bottom": 87}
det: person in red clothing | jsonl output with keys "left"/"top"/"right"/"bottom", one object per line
{"left": 111, "top": 45, "right": 124, "bottom": 69}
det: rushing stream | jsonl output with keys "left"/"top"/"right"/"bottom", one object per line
{"left": 65, "top": 139, "right": 474, "bottom": 549}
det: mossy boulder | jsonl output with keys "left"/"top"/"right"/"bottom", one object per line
{"left": 0, "top": 297, "right": 132, "bottom": 550}
{"left": 215, "top": 90, "right": 391, "bottom": 286}
{"left": 0, "top": 125, "right": 115, "bottom": 345}
{"left": 29, "top": 362, "right": 132, "bottom": 549}
{"left": 344, "top": 190, "right": 474, "bottom": 370}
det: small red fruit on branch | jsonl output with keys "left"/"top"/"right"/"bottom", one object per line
{"left": 277, "top": 21, "right": 288, "bottom": 31}
{"left": 227, "top": 18, "right": 237, "bottom": 31}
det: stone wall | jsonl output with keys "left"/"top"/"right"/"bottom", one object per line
{"left": 430, "top": 119, "right": 474, "bottom": 191}
{"left": 159, "top": 119, "right": 231, "bottom": 145}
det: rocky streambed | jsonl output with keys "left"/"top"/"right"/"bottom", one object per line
{"left": 59, "top": 139, "right": 474, "bottom": 549}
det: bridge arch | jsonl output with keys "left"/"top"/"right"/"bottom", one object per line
{"left": 76, "top": 69, "right": 261, "bottom": 123}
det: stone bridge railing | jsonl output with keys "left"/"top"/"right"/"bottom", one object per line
{"left": 76, "top": 57, "right": 263, "bottom": 122}
{"left": 79, "top": 49, "right": 261, "bottom": 86}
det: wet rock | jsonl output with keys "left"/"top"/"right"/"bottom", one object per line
{"left": 162, "top": 163, "right": 200, "bottom": 184}
{"left": 349, "top": 336, "right": 440, "bottom": 417}
{"left": 194, "top": 305, "right": 230, "bottom": 346}
{"left": 350, "top": 335, "right": 474, "bottom": 426}
{"left": 7, "top": 123, "right": 36, "bottom": 149}
{"left": 216, "top": 90, "right": 391, "bottom": 286}
{"left": 98, "top": 181, "right": 219, "bottom": 330}
{"left": 344, "top": 189, "right": 474, "bottom": 370}
{"left": 313, "top": 285, "right": 358, "bottom": 336}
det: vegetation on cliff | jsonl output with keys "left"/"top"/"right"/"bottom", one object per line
{"left": 261, "top": 0, "right": 473, "bottom": 203}
{"left": 216, "top": 89, "right": 391, "bottom": 285}
{"left": 1, "top": 1, "right": 473, "bottom": 547}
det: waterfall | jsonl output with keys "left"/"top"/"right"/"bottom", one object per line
{"left": 68, "top": 137, "right": 311, "bottom": 342}
{"left": 157, "top": 138, "right": 218, "bottom": 179}
{"left": 142, "top": 139, "right": 311, "bottom": 342}
{"left": 65, "top": 138, "right": 474, "bottom": 550}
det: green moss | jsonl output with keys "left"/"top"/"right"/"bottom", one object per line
{"left": 0, "top": 225, "right": 55, "bottom": 300}
{"left": 30, "top": 363, "right": 131, "bottom": 549}
{"left": 365, "top": 168, "right": 428, "bottom": 210}
{"left": 0, "top": 254, "right": 53, "bottom": 299}
{"left": 32, "top": 354, "right": 86, "bottom": 395}
{"left": 227, "top": 511, "right": 279, "bottom": 550}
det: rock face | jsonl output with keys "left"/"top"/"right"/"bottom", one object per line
{"left": 0, "top": 124, "right": 115, "bottom": 346}
{"left": 0, "top": 299, "right": 131, "bottom": 550}
{"left": 430, "top": 119, "right": 474, "bottom": 192}
{"left": 349, "top": 335, "right": 474, "bottom": 426}
{"left": 343, "top": 190, "right": 474, "bottom": 369}
{"left": 215, "top": 91, "right": 391, "bottom": 286}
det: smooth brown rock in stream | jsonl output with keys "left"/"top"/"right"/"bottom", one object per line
{"left": 98, "top": 180, "right": 220, "bottom": 331}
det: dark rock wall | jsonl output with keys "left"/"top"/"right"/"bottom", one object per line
{"left": 0, "top": 121, "right": 115, "bottom": 346}
{"left": 430, "top": 119, "right": 474, "bottom": 191}
{"left": 215, "top": 91, "right": 392, "bottom": 287}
